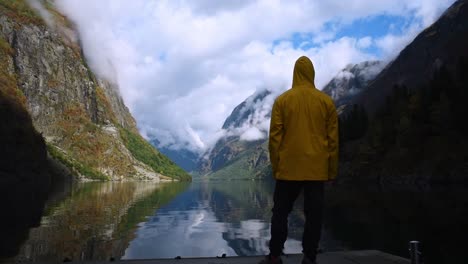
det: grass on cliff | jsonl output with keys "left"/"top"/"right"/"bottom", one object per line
{"left": 47, "top": 144, "right": 109, "bottom": 181}
{"left": 119, "top": 128, "right": 191, "bottom": 181}
{"left": 0, "top": 0, "right": 43, "bottom": 25}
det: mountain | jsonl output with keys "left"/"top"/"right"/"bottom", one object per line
{"left": 0, "top": 1, "right": 189, "bottom": 181}
{"left": 322, "top": 61, "right": 384, "bottom": 105}
{"left": 150, "top": 139, "right": 199, "bottom": 173}
{"left": 338, "top": 0, "right": 468, "bottom": 185}
{"left": 222, "top": 89, "right": 272, "bottom": 129}
{"left": 353, "top": 0, "right": 468, "bottom": 116}
{"left": 197, "top": 90, "right": 274, "bottom": 179}
{"left": 197, "top": 60, "right": 384, "bottom": 179}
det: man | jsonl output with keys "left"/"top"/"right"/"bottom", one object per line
{"left": 260, "top": 56, "right": 339, "bottom": 264}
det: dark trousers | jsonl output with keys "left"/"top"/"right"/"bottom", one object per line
{"left": 269, "top": 180, "right": 324, "bottom": 260}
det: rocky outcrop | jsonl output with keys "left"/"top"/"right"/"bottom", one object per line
{"left": 0, "top": 1, "right": 189, "bottom": 181}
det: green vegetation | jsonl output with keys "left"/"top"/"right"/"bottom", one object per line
{"left": 47, "top": 143, "right": 109, "bottom": 181}
{"left": 119, "top": 127, "right": 191, "bottom": 181}
{"left": 0, "top": 0, "right": 43, "bottom": 24}
{"left": 55, "top": 103, "right": 139, "bottom": 180}
{"left": 206, "top": 141, "right": 271, "bottom": 180}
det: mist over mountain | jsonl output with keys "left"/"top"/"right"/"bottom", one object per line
{"left": 55, "top": 0, "right": 455, "bottom": 155}
{"left": 151, "top": 139, "right": 199, "bottom": 173}
{"left": 194, "top": 0, "right": 468, "bottom": 182}
{"left": 195, "top": 58, "right": 385, "bottom": 179}
{"left": 322, "top": 61, "right": 385, "bottom": 105}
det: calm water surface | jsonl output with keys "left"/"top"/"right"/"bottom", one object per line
{"left": 12, "top": 180, "right": 468, "bottom": 264}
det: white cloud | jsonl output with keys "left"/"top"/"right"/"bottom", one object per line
{"left": 357, "top": 37, "right": 373, "bottom": 49}
{"left": 240, "top": 127, "right": 265, "bottom": 141}
{"left": 55, "top": 0, "right": 456, "bottom": 154}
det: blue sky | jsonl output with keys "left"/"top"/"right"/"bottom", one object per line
{"left": 281, "top": 13, "right": 421, "bottom": 58}
{"left": 57, "top": 0, "right": 455, "bottom": 153}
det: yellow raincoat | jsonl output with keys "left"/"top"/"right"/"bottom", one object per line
{"left": 269, "top": 56, "right": 339, "bottom": 181}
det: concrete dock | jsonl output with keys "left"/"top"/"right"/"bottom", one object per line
{"left": 96, "top": 251, "right": 409, "bottom": 264}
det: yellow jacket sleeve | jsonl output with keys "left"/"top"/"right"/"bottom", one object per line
{"left": 269, "top": 99, "right": 283, "bottom": 178}
{"left": 327, "top": 104, "right": 339, "bottom": 180}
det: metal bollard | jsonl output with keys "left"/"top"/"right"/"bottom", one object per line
{"left": 409, "top": 241, "right": 421, "bottom": 264}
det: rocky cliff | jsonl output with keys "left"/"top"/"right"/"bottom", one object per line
{"left": 0, "top": 0, "right": 189, "bottom": 181}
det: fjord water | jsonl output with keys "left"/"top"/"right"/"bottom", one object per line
{"left": 12, "top": 180, "right": 468, "bottom": 263}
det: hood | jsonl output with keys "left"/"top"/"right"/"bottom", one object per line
{"left": 292, "top": 56, "right": 316, "bottom": 89}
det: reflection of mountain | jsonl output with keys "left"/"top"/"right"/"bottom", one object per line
{"left": 14, "top": 181, "right": 188, "bottom": 262}
{"left": 122, "top": 181, "right": 305, "bottom": 259}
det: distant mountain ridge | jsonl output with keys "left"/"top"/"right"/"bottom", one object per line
{"left": 151, "top": 138, "right": 199, "bottom": 173}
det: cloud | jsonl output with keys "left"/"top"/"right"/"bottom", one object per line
{"left": 357, "top": 37, "right": 373, "bottom": 49}
{"left": 240, "top": 127, "right": 265, "bottom": 141}
{"left": 55, "top": 0, "right": 456, "bottom": 154}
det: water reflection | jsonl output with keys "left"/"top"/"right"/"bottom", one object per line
{"left": 11, "top": 179, "right": 464, "bottom": 263}
{"left": 14, "top": 181, "right": 189, "bottom": 262}
{"left": 122, "top": 180, "right": 304, "bottom": 259}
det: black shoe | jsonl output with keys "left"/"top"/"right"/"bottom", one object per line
{"left": 258, "top": 255, "right": 283, "bottom": 264}
{"left": 302, "top": 255, "right": 316, "bottom": 264}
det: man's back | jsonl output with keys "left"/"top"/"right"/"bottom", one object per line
{"left": 269, "top": 56, "right": 338, "bottom": 181}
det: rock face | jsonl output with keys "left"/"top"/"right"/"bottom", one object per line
{"left": 0, "top": 1, "right": 189, "bottom": 181}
